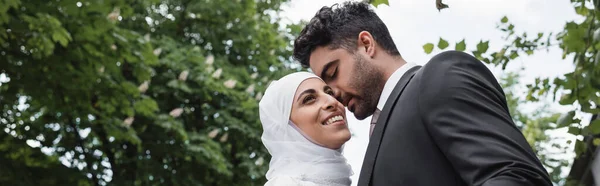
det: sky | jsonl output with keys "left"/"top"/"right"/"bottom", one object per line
{"left": 279, "top": 0, "right": 584, "bottom": 185}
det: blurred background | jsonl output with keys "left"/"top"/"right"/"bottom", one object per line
{"left": 0, "top": 0, "right": 598, "bottom": 185}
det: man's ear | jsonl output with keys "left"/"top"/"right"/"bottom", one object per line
{"left": 357, "top": 31, "right": 375, "bottom": 58}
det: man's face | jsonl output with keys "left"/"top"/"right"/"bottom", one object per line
{"left": 309, "top": 46, "right": 385, "bottom": 120}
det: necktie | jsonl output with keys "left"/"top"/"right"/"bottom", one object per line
{"left": 369, "top": 109, "right": 381, "bottom": 136}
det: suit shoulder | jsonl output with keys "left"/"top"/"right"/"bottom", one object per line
{"left": 423, "top": 50, "right": 481, "bottom": 69}
{"left": 416, "top": 51, "right": 488, "bottom": 99}
{"left": 419, "top": 51, "right": 487, "bottom": 81}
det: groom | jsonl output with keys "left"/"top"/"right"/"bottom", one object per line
{"left": 293, "top": 1, "right": 552, "bottom": 186}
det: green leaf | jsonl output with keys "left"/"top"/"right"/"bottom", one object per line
{"left": 121, "top": 82, "right": 140, "bottom": 96}
{"left": 594, "top": 138, "right": 600, "bottom": 146}
{"left": 455, "top": 39, "right": 466, "bottom": 51}
{"left": 575, "top": 6, "right": 589, "bottom": 16}
{"left": 476, "top": 40, "right": 489, "bottom": 53}
{"left": 563, "top": 22, "right": 586, "bottom": 52}
{"left": 509, "top": 51, "right": 519, "bottom": 59}
{"left": 51, "top": 32, "right": 69, "bottom": 47}
{"left": 134, "top": 97, "right": 159, "bottom": 117}
{"left": 369, "top": 0, "right": 389, "bottom": 7}
{"left": 437, "top": 38, "right": 449, "bottom": 50}
{"left": 167, "top": 79, "right": 193, "bottom": 93}
{"left": 525, "top": 50, "right": 534, "bottom": 55}
{"left": 556, "top": 111, "right": 575, "bottom": 128}
{"left": 589, "top": 119, "right": 600, "bottom": 134}
{"left": 423, "top": 43, "right": 434, "bottom": 54}
{"left": 568, "top": 126, "right": 580, "bottom": 135}
{"left": 501, "top": 16, "right": 508, "bottom": 23}
{"left": 575, "top": 140, "right": 587, "bottom": 156}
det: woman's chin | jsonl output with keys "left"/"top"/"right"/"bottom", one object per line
{"left": 326, "top": 132, "right": 352, "bottom": 150}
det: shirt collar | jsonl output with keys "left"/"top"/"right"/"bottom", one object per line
{"left": 376, "top": 63, "right": 417, "bottom": 111}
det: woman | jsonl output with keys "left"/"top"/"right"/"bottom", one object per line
{"left": 259, "top": 72, "right": 353, "bottom": 186}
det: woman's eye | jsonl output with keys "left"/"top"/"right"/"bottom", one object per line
{"left": 302, "top": 95, "right": 315, "bottom": 104}
{"left": 326, "top": 90, "right": 334, "bottom": 96}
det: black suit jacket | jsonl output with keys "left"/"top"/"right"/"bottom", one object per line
{"left": 357, "top": 51, "right": 552, "bottom": 186}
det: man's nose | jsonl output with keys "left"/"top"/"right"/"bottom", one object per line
{"left": 332, "top": 89, "right": 344, "bottom": 105}
{"left": 327, "top": 82, "right": 345, "bottom": 105}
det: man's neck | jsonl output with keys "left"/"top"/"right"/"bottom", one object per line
{"left": 380, "top": 56, "right": 407, "bottom": 82}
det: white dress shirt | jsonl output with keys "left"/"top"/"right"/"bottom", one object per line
{"left": 369, "top": 63, "right": 417, "bottom": 136}
{"left": 376, "top": 62, "right": 417, "bottom": 111}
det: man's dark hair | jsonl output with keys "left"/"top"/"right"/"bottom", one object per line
{"left": 293, "top": 1, "right": 400, "bottom": 67}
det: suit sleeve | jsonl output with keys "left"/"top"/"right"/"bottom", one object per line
{"left": 419, "top": 51, "right": 552, "bottom": 186}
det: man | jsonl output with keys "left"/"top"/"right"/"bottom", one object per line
{"left": 292, "top": 1, "right": 552, "bottom": 186}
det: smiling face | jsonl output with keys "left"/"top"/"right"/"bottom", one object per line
{"left": 308, "top": 45, "right": 385, "bottom": 120}
{"left": 290, "top": 78, "right": 351, "bottom": 149}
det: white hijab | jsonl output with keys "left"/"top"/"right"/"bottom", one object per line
{"left": 259, "top": 72, "right": 353, "bottom": 185}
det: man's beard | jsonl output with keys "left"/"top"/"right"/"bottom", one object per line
{"left": 348, "top": 54, "right": 385, "bottom": 120}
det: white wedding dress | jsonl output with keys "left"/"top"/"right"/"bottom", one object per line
{"left": 265, "top": 175, "right": 351, "bottom": 186}
{"left": 258, "top": 72, "right": 353, "bottom": 186}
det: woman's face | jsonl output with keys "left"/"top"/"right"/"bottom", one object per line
{"left": 290, "top": 78, "right": 351, "bottom": 149}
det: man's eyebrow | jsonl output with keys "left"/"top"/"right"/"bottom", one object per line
{"left": 320, "top": 59, "right": 339, "bottom": 81}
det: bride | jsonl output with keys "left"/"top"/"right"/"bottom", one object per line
{"left": 259, "top": 72, "right": 353, "bottom": 186}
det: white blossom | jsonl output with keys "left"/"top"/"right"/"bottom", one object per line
{"left": 205, "top": 55, "right": 215, "bottom": 65}
{"left": 212, "top": 68, "right": 222, "bottom": 79}
{"left": 153, "top": 48, "right": 162, "bottom": 56}
{"left": 110, "top": 45, "right": 117, "bottom": 50}
{"left": 255, "top": 157, "right": 264, "bottom": 166}
{"left": 208, "top": 129, "right": 220, "bottom": 139}
{"left": 224, "top": 79, "right": 237, "bottom": 88}
{"left": 250, "top": 73, "right": 258, "bottom": 79}
{"left": 178, "top": 70, "right": 189, "bottom": 81}
{"left": 138, "top": 81, "right": 149, "bottom": 93}
{"left": 245, "top": 84, "right": 255, "bottom": 93}
{"left": 255, "top": 92, "right": 263, "bottom": 100}
{"left": 123, "top": 116, "right": 134, "bottom": 127}
{"left": 219, "top": 133, "right": 228, "bottom": 142}
{"left": 169, "top": 108, "right": 184, "bottom": 117}
{"left": 98, "top": 66, "right": 105, "bottom": 73}
{"left": 107, "top": 8, "right": 120, "bottom": 21}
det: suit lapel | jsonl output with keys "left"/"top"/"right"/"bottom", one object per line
{"left": 357, "top": 66, "right": 421, "bottom": 186}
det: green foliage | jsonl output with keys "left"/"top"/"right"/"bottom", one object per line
{"left": 499, "top": 72, "right": 569, "bottom": 184}
{"left": 455, "top": 39, "right": 466, "bottom": 51}
{"left": 501, "top": 16, "right": 509, "bottom": 23}
{"left": 589, "top": 120, "right": 600, "bottom": 134}
{"left": 437, "top": 38, "right": 449, "bottom": 50}
{"left": 0, "top": 0, "right": 298, "bottom": 185}
{"left": 369, "top": 0, "right": 389, "bottom": 7}
{"left": 423, "top": 43, "right": 435, "bottom": 54}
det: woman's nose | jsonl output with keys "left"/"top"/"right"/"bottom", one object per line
{"left": 322, "top": 95, "right": 337, "bottom": 110}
